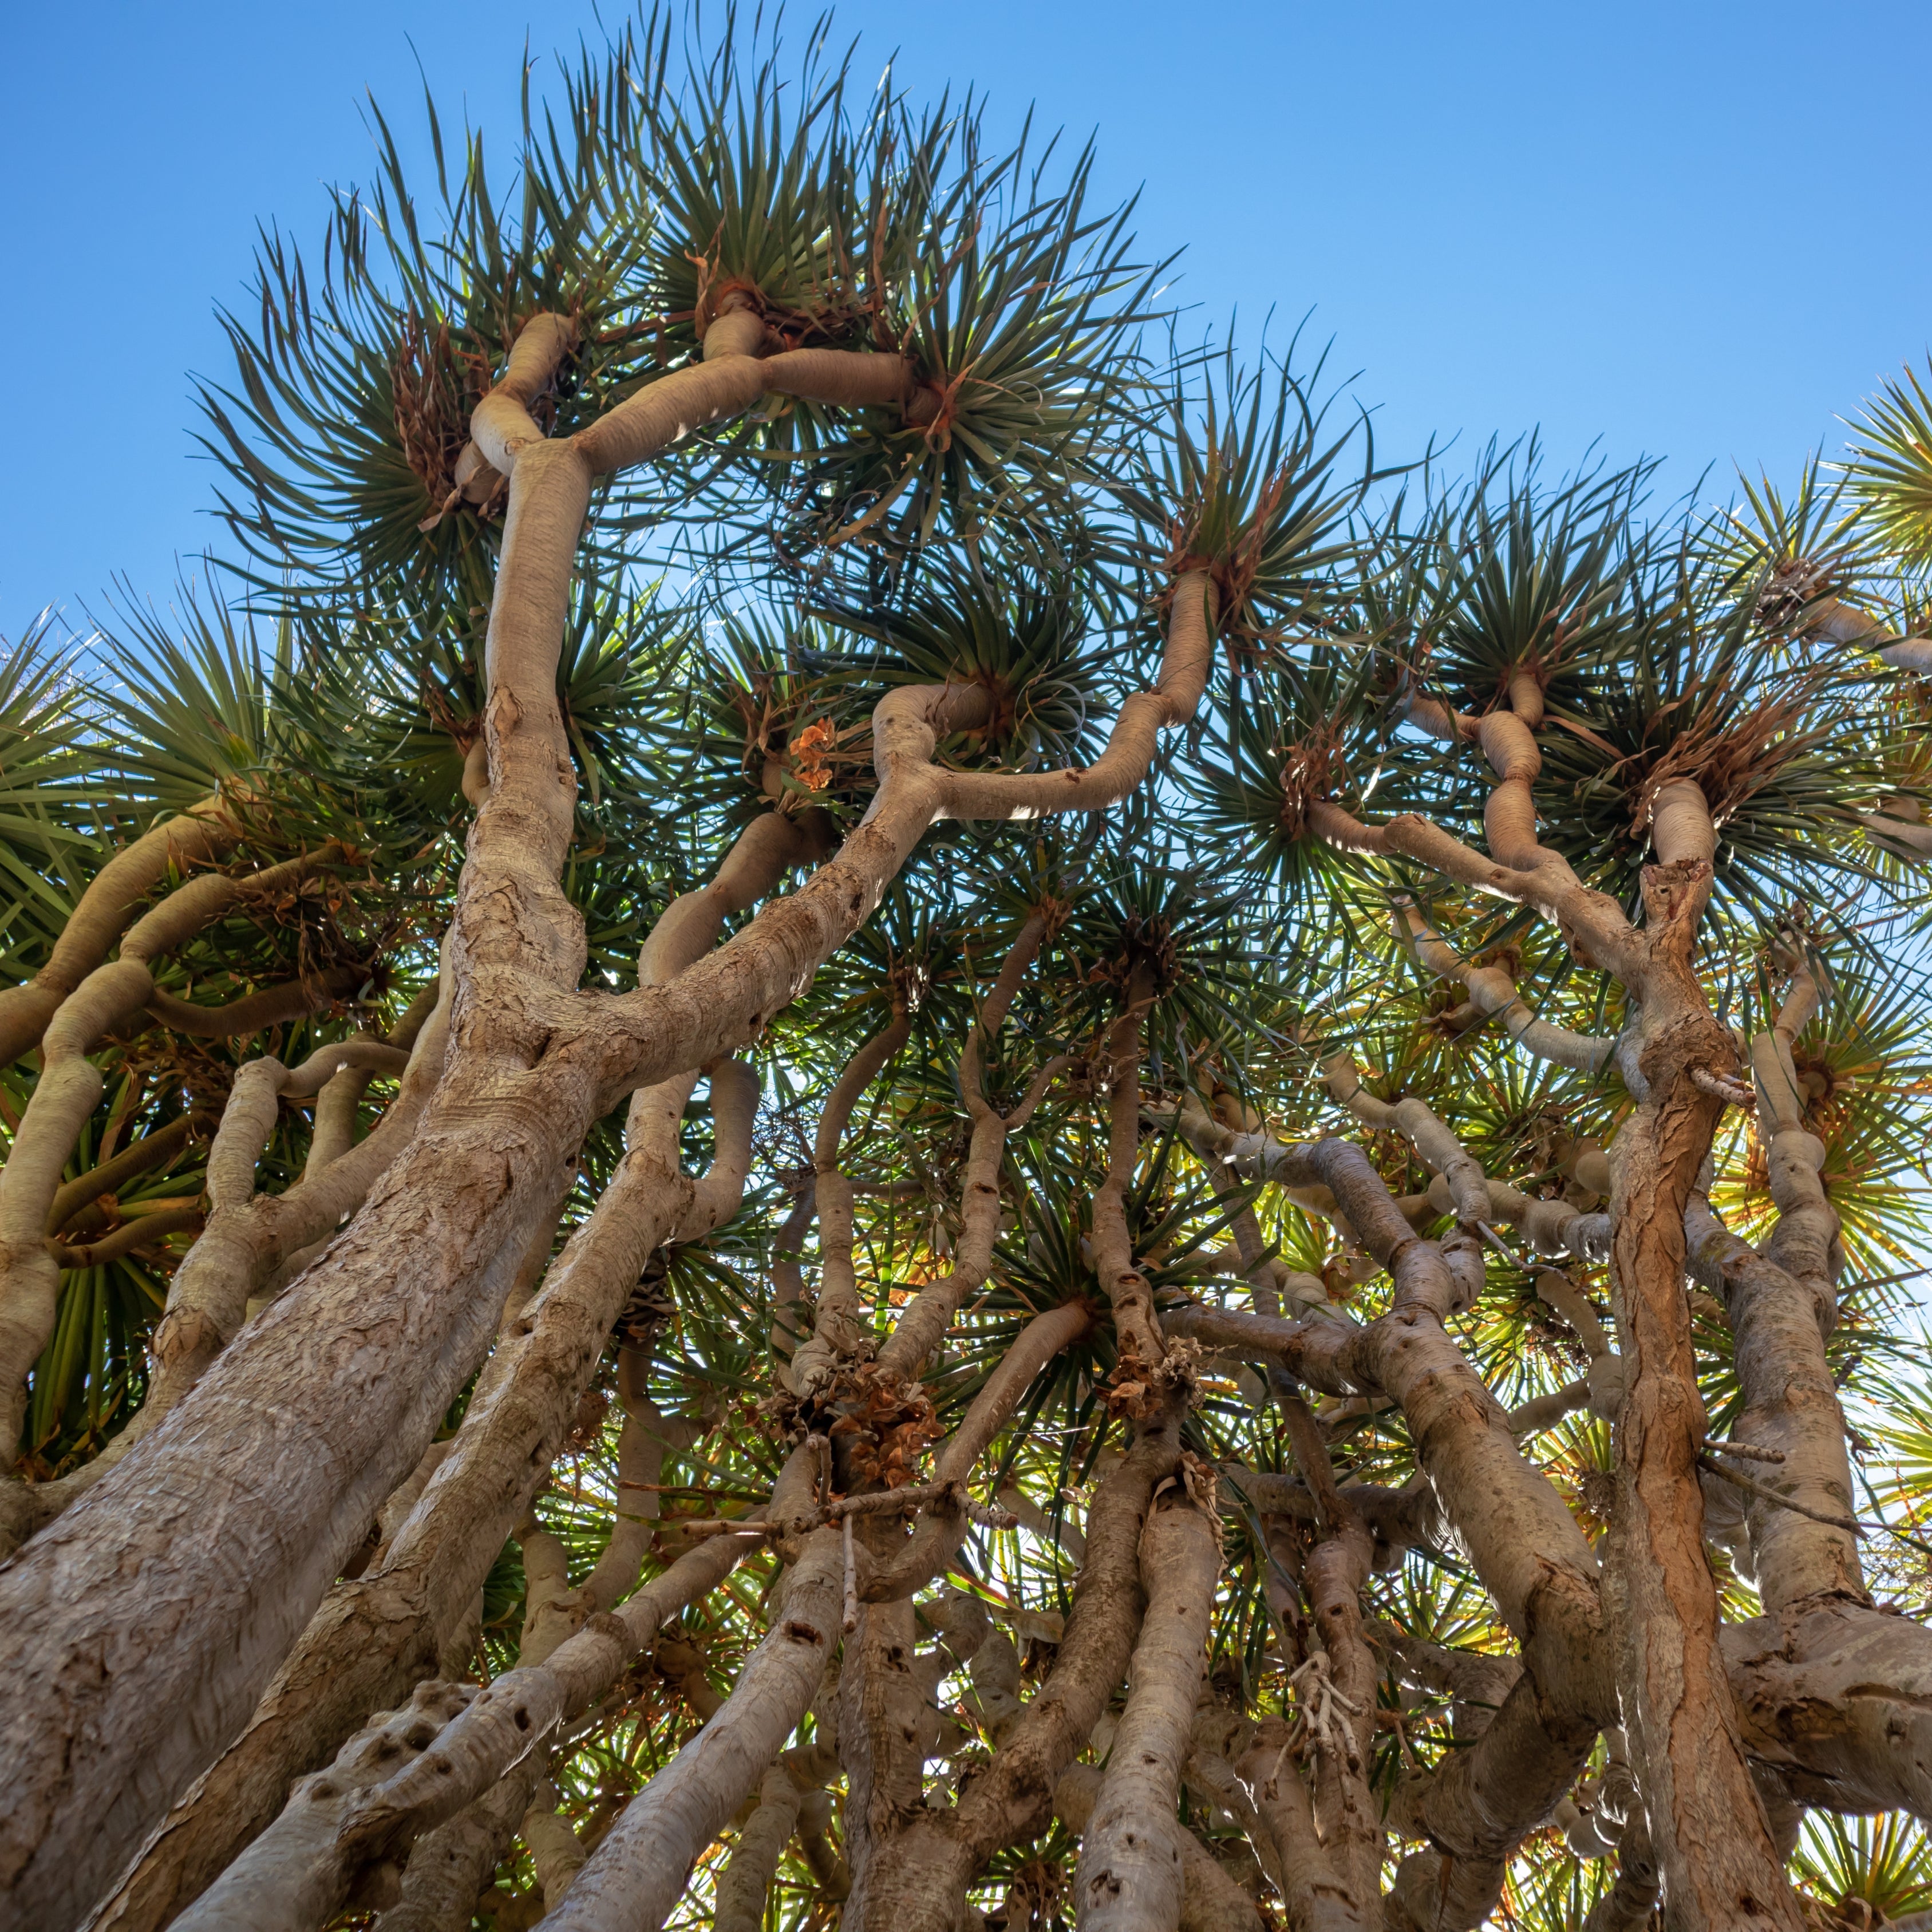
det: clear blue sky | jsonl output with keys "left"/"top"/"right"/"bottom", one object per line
{"left": 5, "top": 2, "right": 1929, "bottom": 637}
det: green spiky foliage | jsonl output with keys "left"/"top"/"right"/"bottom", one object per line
{"left": 1419, "top": 447, "right": 1652, "bottom": 709}
{"left": 809, "top": 556, "right": 1111, "bottom": 775}
{"left": 1702, "top": 453, "right": 1874, "bottom": 628}
{"left": 0, "top": 622, "right": 99, "bottom": 986}
{"left": 1117, "top": 341, "right": 1374, "bottom": 652}
{"left": 1846, "top": 359, "right": 1932, "bottom": 575}
{"left": 203, "top": 50, "right": 675, "bottom": 598}
{"left": 9, "top": 13, "right": 1932, "bottom": 1932}
{"left": 1534, "top": 572, "right": 1888, "bottom": 926}
{"left": 0, "top": 590, "right": 453, "bottom": 1475}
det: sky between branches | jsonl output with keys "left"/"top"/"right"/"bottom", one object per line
{"left": 6, "top": 0, "right": 1932, "bottom": 635}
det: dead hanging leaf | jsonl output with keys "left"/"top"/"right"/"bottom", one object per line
{"left": 1274, "top": 725, "right": 1352, "bottom": 842}
{"left": 1179, "top": 1449, "right": 1226, "bottom": 1555}
{"left": 1104, "top": 1332, "right": 1203, "bottom": 1422}
{"left": 1153, "top": 1334, "right": 1204, "bottom": 1403}
{"left": 1179, "top": 1449, "right": 1219, "bottom": 1514}
{"left": 824, "top": 1361, "right": 945, "bottom": 1491}
{"left": 789, "top": 718, "right": 839, "bottom": 792}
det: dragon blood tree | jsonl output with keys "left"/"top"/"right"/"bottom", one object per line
{"left": 2, "top": 13, "right": 1932, "bottom": 1932}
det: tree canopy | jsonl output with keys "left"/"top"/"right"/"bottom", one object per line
{"left": 1, "top": 13, "right": 1931, "bottom": 1932}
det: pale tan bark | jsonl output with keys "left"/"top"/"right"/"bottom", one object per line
{"left": 570, "top": 1348, "right": 704, "bottom": 1624}
{"left": 0, "top": 796, "right": 236, "bottom": 1068}
{"left": 1724, "top": 1601, "right": 1932, "bottom": 1818}
{"left": 792, "top": 1782, "right": 851, "bottom": 1903}
{"left": 1306, "top": 797, "right": 1642, "bottom": 981}
{"left": 1393, "top": 900, "right": 1613, "bottom": 1071}
{"left": 1182, "top": 1742, "right": 1280, "bottom": 1903}
{"left": 1798, "top": 592, "right": 1932, "bottom": 671}
{"left": 1, "top": 1007, "right": 451, "bottom": 1548}
{"left": 334, "top": 1511, "right": 773, "bottom": 1878}
{"left": 0, "top": 846, "right": 342, "bottom": 1463}
{"left": 788, "top": 1010, "right": 912, "bottom": 1394}
{"left": 1217, "top": 1464, "right": 1441, "bottom": 1562}
{"left": 166, "top": 1482, "right": 785, "bottom": 1932}
{"left": 837, "top": 1585, "right": 930, "bottom": 1929}
{"left": 246, "top": 985, "right": 445, "bottom": 1305}
{"left": 860, "top": 1299, "right": 1094, "bottom": 1605}
{"left": 293, "top": 982, "right": 440, "bottom": 1183}
{"left": 140, "top": 962, "right": 371, "bottom": 1040}
{"left": 85, "top": 1055, "right": 746, "bottom": 1931}
{"left": 1169, "top": 1095, "right": 1323, "bottom": 1318}
{"left": 1474, "top": 702, "right": 1546, "bottom": 871}
{"left": 1306, "top": 724, "right": 1803, "bottom": 1930}
{"left": 1091, "top": 967, "right": 1167, "bottom": 1383}
{"left": 1320, "top": 1054, "right": 1489, "bottom": 1230}
{"left": 1190, "top": 1135, "right": 1615, "bottom": 1930}
{"left": 1275, "top": 1393, "right": 1380, "bottom": 1914}
{"left": 1056, "top": 1766, "right": 1263, "bottom": 1932}
{"left": 368, "top": 1760, "right": 540, "bottom": 1932}
{"left": 88, "top": 813, "right": 803, "bottom": 1923}
{"left": 769, "top": 1183, "right": 816, "bottom": 1380}
{"left": 1235, "top": 1724, "right": 1368, "bottom": 1932}
{"left": 44, "top": 1204, "right": 203, "bottom": 1270}
{"left": 1584, "top": 1835, "right": 1661, "bottom": 1932}
{"left": 875, "top": 912, "right": 1056, "bottom": 1377}
{"left": 166, "top": 1682, "right": 475, "bottom": 1932}
{"left": 713, "top": 1764, "right": 804, "bottom": 1932}
{"left": 45, "top": 796, "right": 802, "bottom": 1925}
{"left": 1684, "top": 1190, "right": 1863, "bottom": 1610}
{"left": 516, "top": 1518, "right": 578, "bottom": 1669}
{"left": 521, "top": 1782, "right": 588, "bottom": 1908}
{"left": 857, "top": 1421, "right": 1182, "bottom": 1932}
{"left": 42, "top": 1114, "right": 202, "bottom": 1236}
{"left": 933, "top": 571, "right": 1213, "bottom": 823}
{"left": 1075, "top": 1496, "right": 1220, "bottom": 1932}
{"left": 532, "top": 1525, "right": 844, "bottom": 1932}
{"left": 0, "top": 305, "right": 1212, "bottom": 1921}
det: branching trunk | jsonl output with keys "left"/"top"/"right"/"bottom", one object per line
{"left": 0, "top": 796, "right": 238, "bottom": 1068}
{"left": 368, "top": 1761, "right": 540, "bottom": 1932}
{"left": 0, "top": 480, "right": 1207, "bottom": 1923}
{"left": 1057, "top": 1766, "right": 1262, "bottom": 1932}
{"left": 857, "top": 1420, "right": 1183, "bottom": 1932}
{"left": 0, "top": 846, "right": 344, "bottom": 1464}
{"left": 531, "top": 1525, "right": 844, "bottom": 1932}
{"left": 1074, "top": 1492, "right": 1220, "bottom": 1932}
{"left": 1605, "top": 843, "right": 1803, "bottom": 1932}
{"left": 7, "top": 61, "right": 1929, "bottom": 1932}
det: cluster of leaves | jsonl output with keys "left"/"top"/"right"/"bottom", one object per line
{"left": 0, "top": 592, "right": 460, "bottom": 1472}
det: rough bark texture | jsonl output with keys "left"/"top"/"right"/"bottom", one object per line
{"left": 1606, "top": 858, "right": 1803, "bottom": 1932}
{"left": 1075, "top": 1496, "right": 1220, "bottom": 1932}
{"left": 535, "top": 1526, "right": 844, "bottom": 1932}
{"left": 7, "top": 61, "right": 1930, "bottom": 1932}
{"left": 857, "top": 1421, "right": 1183, "bottom": 1932}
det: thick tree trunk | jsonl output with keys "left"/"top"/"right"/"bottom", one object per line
{"left": 856, "top": 1421, "right": 1183, "bottom": 1932}
{"left": 533, "top": 1526, "right": 844, "bottom": 1932}
{"left": 1606, "top": 853, "right": 1804, "bottom": 1932}
{"left": 1074, "top": 1495, "right": 1220, "bottom": 1932}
